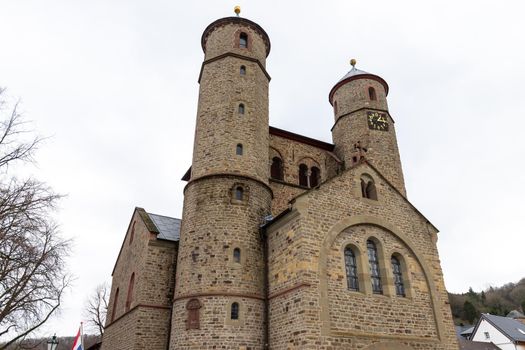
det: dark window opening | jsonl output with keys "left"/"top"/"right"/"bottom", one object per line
{"left": 367, "top": 240, "right": 382, "bottom": 294}
{"left": 361, "top": 177, "right": 378, "bottom": 200}
{"left": 238, "top": 103, "right": 245, "bottom": 115}
{"left": 310, "top": 167, "right": 320, "bottom": 187}
{"left": 239, "top": 33, "right": 248, "bottom": 48}
{"left": 391, "top": 256, "right": 405, "bottom": 297}
{"left": 233, "top": 248, "right": 241, "bottom": 263}
{"left": 369, "top": 87, "right": 377, "bottom": 101}
{"left": 240, "top": 65, "right": 246, "bottom": 75}
{"left": 299, "top": 164, "right": 308, "bottom": 187}
{"left": 236, "top": 144, "right": 243, "bottom": 155}
{"left": 271, "top": 157, "right": 283, "bottom": 180}
{"left": 334, "top": 100, "right": 338, "bottom": 115}
{"left": 235, "top": 187, "right": 243, "bottom": 201}
{"left": 345, "top": 247, "right": 359, "bottom": 291}
{"left": 231, "top": 302, "right": 239, "bottom": 320}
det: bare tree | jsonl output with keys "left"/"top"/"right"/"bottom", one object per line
{"left": 84, "top": 283, "right": 109, "bottom": 336}
{"left": 0, "top": 88, "right": 70, "bottom": 349}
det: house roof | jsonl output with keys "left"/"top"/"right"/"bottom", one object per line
{"left": 507, "top": 310, "right": 525, "bottom": 319}
{"left": 148, "top": 213, "right": 181, "bottom": 241}
{"left": 480, "top": 313, "right": 525, "bottom": 343}
{"left": 458, "top": 339, "right": 499, "bottom": 350}
{"left": 460, "top": 326, "right": 475, "bottom": 337}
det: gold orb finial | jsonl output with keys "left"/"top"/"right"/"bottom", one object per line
{"left": 350, "top": 58, "right": 357, "bottom": 68}
{"left": 234, "top": 6, "right": 241, "bottom": 16}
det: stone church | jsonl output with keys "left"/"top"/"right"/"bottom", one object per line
{"left": 101, "top": 11, "right": 459, "bottom": 350}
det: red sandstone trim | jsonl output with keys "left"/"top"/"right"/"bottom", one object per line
{"left": 104, "top": 303, "right": 171, "bottom": 329}
{"left": 198, "top": 52, "right": 271, "bottom": 83}
{"left": 174, "top": 292, "right": 265, "bottom": 302}
{"left": 184, "top": 173, "right": 274, "bottom": 198}
{"left": 328, "top": 73, "right": 389, "bottom": 105}
{"left": 201, "top": 17, "right": 271, "bottom": 56}
{"left": 330, "top": 107, "right": 394, "bottom": 132}
{"left": 269, "top": 126, "right": 334, "bottom": 151}
{"left": 268, "top": 282, "right": 311, "bottom": 300}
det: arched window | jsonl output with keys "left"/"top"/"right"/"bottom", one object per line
{"left": 271, "top": 157, "right": 283, "bottom": 180}
{"left": 239, "top": 32, "right": 248, "bottom": 48}
{"left": 344, "top": 247, "right": 359, "bottom": 291}
{"left": 236, "top": 144, "right": 243, "bottom": 155}
{"left": 368, "top": 87, "right": 377, "bottom": 101}
{"left": 360, "top": 176, "right": 378, "bottom": 200}
{"left": 310, "top": 167, "right": 320, "bottom": 187}
{"left": 129, "top": 221, "right": 135, "bottom": 245}
{"left": 231, "top": 302, "right": 239, "bottom": 320}
{"left": 391, "top": 256, "right": 405, "bottom": 297}
{"left": 240, "top": 65, "right": 246, "bottom": 75}
{"left": 334, "top": 100, "right": 338, "bottom": 115}
{"left": 111, "top": 288, "right": 119, "bottom": 322}
{"left": 235, "top": 187, "right": 243, "bottom": 201}
{"left": 125, "top": 273, "right": 135, "bottom": 311}
{"left": 186, "top": 299, "right": 201, "bottom": 330}
{"left": 367, "top": 240, "right": 382, "bottom": 294}
{"left": 238, "top": 103, "right": 245, "bottom": 115}
{"left": 299, "top": 164, "right": 308, "bottom": 187}
{"left": 233, "top": 248, "right": 241, "bottom": 263}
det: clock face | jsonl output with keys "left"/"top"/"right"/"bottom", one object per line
{"left": 367, "top": 111, "right": 389, "bottom": 131}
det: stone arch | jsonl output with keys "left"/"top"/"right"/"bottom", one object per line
{"left": 296, "top": 156, "right": 320, "bottom": 169}
{"left": 318, "top": 215, "right": 445, "bottom": 340}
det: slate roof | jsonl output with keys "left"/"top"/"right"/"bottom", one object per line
{"left": 338, "top": 67, "right": 370, "bottom": 82}
{"left": 148, "top": 213, "right": 181, "bottom": 241}
{"left": 482, "top": 313, "right": 525, "bottom": 343}
{"left": 458, "top": 339, "right": 499, "bottom": 350}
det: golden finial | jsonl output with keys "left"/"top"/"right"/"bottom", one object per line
{"left": 350, "top": 58, "right": 357, "bottom": 68}
{"left": 234, "top": 6, "right": 241, "bottom": 16}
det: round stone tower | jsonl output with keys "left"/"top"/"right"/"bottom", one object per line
{"left": 170, "top": 12, "right": 272, "bottom": 350}
{"left": 329, "top": 63, "right": 407, "bottom": 195}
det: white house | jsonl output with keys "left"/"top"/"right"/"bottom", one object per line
{"left": 470, "top": 314, "right": 525, "bottom": 350}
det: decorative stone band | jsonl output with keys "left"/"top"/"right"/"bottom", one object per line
{"left": 173, "top": 291, "right": 265, "bottom": 302}
{"left": 331, "top": 107, "right": 393, "bottom": 132}
{"left": 173, "top": 282, "right": 311, "bottom": 302}
{"left": 268, "top": 282, "right": 311, "bottom": 300}
{"left": 184, "top": 173, "right": 274, "bottom": 198}
{"left": 105, "top": 303, "right": 171, "bottom": 329}
{"left": 198, "top": 52, "right": 271, "bottom": 83}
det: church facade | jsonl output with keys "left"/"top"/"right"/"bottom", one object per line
{"left": 101, "top": 13, "right": 459, "bottom": 350}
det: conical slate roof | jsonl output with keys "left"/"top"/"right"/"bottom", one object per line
{"left": 338, "top": 67, "right": 370, "bottom": 82}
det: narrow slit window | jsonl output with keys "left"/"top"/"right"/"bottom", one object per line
{"left": 367, "top": 240, "right": 382, "bottom": 294}
{"left": 236, "top": 144, "right": 243, "bottom": 155}
{"left": 238, "top": 103, "right": 245, "bottom": 115}
{"left": 231, "top": 302, "right": 239, "bottom": 320}
{"left": 233, "top": 248, "right": 241, "bottom": 263}
{"left": 391, "top": 256, "right": 405, "bottom": 297}
{"left": 235, "top": 187, "right": 243, "bottom": 201}
{"left": 111, "top": 288, "right": 119, "bottom": 322}
{"left": 368, "top": 87, "right": 377, "bottom": 101}
{"left": 239, "top": 32, "right": 248, "bottom": 48}
{"left": 125, "top": 273, "right": 135, "bottom": 311}
{"left": 334, "top": 100, "right": 338, "bottom": 115}
{"left": 345, "top": 247, "right": 359, "bottom": 291}
{"left": 240, "top": 65, "right": 246, "bottom": 75}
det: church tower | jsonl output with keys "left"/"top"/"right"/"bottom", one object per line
{"left": 170, "top": 10, "right": 272, "bottom": 349}
{"left": 329, "top": 62, "right": 407, "bottom": 195}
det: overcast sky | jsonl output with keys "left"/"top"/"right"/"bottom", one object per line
{"left": 1, "top": 0, "right": 524, "bottom": 338}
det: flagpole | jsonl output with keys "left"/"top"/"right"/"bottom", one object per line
{"left": 80, "top": 322, "right": 84, "bottom": 349}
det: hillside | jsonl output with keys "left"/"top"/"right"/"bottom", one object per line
{"left": 449, "top": 278, "right": 525, "bottom": 325}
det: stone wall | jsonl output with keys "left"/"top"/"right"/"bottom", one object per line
{"left": 265, "top": 163, "right": 458, "bottom": 349}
